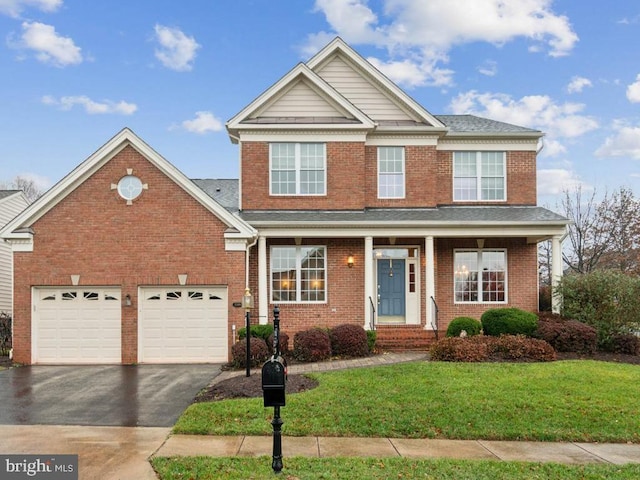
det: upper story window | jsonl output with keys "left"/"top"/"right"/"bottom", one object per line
{"left": 453, "top": 152, "right": 506, "bottom": 201}
{"left": 378, "top": 146, "right": 405, "bottom": 199}
{"left": 270, "top": 143, "right": 326, "bottom": 195}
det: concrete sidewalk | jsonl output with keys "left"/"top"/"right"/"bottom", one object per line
{"left": 154, "top": 434, "right": 640, "bottom": 465}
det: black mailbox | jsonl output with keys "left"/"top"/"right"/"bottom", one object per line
{"left": 262, "top": 356, "right": 287, "bottom": 407}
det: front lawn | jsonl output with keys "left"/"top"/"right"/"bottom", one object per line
{"left": 175, "top": 360, "right": 640, "bottom": 442}
{"left": 152, "top": 456, "right": 640, "bottom": 480}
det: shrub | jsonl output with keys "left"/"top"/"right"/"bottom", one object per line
{"left": 238, "top": 324, "right": 274, "bottom": 341}
{"left": 481, "top": 308, "right": 538, "bottom": 337}
{"left": 230, "top": 338, "right": 269, "bottom": 368}
{"left": 0, "top": 312, "right": 10, "bottom": 356}
{"left": 446, "top": 317, "right": 482, "bottom": 337}
{"left": 534, "top": 312, "right": 597, "bottom": 354}
{"left": 266, "top": 332, "right": 290, "bottom": 355}
{"left": 609, "top": 334, "right": 640, "bottom": 355}
{"left": 293, "top": 328, "right": 331, "bottom": 362}
{"left": 558, "top": 271, "right": 640, "bottom": 350}
{"left": 329, "top": 324, "right": 369, "bottom": 358}
{"left": 539, "top": 285, "right": 552, "bottom": 312}
{"left": 429, "top": 337, "right": 489, "bottom": 362}
{"left": 430, "top": 335, "right": 556, "bottom": 362}
{"left": 366, "top": 330, "right": 377, "bottom": 353}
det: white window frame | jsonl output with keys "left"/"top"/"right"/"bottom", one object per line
{"left": 453, "top": 249, "right": 508, "bottom": 304}
{"left": 269, "top": 143, "right": 326, "bottom": 196}
{"left": 377, "top": 146, "right": 405, "bottom": 199}
{"left": 453, "top": 151, "right": 506, "bottom": 201}
{"left": 270, "top": 246, "right": 327, "bottom": 303}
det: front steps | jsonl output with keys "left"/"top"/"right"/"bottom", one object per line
{"left": 374, "top": 325, "right": 439, "bottom": 351}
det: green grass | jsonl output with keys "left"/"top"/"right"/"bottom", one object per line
{"left": 152, "top": 456, "right": 640, "bottom": 480}
{"left": 175, "top": 361, "right": 640, "bottom": 442}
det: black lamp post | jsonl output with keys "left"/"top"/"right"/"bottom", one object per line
{"left": 242, "top": 287, "right": 254, "bottom": 377}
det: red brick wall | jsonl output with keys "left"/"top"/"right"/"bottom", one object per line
{"left": 241, "top": 142, "right": 537, "bottom": 209}
{"left": 12, "top": 144, "right": 246, "bottom": 364}
{"left": 434, "top": 238, "right": 539, "bottom": 332}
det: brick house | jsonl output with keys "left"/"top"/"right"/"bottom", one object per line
{"left": 0, "top": 38, "right": 568, "bottom": 364}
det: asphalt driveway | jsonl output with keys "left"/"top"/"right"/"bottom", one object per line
{"left": 0, "top": 364, "right": 221, "bottom": 427}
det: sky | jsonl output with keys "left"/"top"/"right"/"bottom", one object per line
{"left": 1, "top": 0, "right": 640, "bottom": 207}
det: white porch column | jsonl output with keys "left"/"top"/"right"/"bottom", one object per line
{"left": 425, "top": 236, "right": 435, "bottom": 330}
{"left": 258, "top": 235, "right": 268, "bottom": 324}
{"left": 551, "top": 234, "right": 563, "bottom": 314}
{"left": 364, "top": 236, "right": 374, "bottom": 330}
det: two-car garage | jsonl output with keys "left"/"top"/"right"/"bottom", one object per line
{"left": 31, "top": 286, "right": 228, "bottom": 364}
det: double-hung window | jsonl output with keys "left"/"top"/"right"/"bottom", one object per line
{"left": 378, "top": 146, "right": 405, "bottom": 198}
{"left": 454, "top": 249, "right": 507, "bottom": 303}
{"left": 453, "top": 152, "right": 505, "bottom": 201}
{"left": 271, "top": 246, "right": 326, "bottom": 302}
{"left": 270, "top": 143, "right": 326, "bottom": 195}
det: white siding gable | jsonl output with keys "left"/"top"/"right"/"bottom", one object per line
{"left": 315, "top": 54, "right": 415, "bottom": 122}
{"left": 0, "top": 192, "right": 29, "bottom": 313}
{"left": 256, "top": 78, "right": 352, "bottom": 119}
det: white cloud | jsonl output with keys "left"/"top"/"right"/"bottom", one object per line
{"left": 42, "top": 95, "right": 137, "bottom": 115}
{"left": 175, "top": 111, "right": 223, "bottom": 134}
{"left": 0, "top": 0, "right": 61, "bottom": 17}
{"left": 537, "top": 168, "right": 588, "bottom": 196}
{"left": 595, "top": 126, "right": 640, "bottom": 159}
{"left": 626, "top": 74, "right": 640, "bottom": 103}
{"left": 477, "top": 60, "right": 497, "bottom": 77}
{"left": 448, "top": 90, "right": 598, "bottom": 156}
{"left": 154, "top": 24, "right": 200, "bottom": 72}
{"left": 566, "top": 76, "right": 592, "bottom": 94}
{"left": 17, "top": 21, "right": 82, "bottom": 67}
{"left": 305, "top": 0, "right": 578, "bottom": 87}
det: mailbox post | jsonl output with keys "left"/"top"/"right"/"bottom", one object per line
{"left": 261, "top": 305, "right": 285, "bottom": 473}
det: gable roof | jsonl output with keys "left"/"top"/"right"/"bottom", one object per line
{"left": 0, "top": 128, "right": 255, "bottom": 242}
{"left": 307, "top": 38, "right": 445, "bottom": 129}
{"left": 227, "top": 62, "right": 375, "bottom": 140}
{"left": 436, "top": 115, "right": 541, "bottom": 137}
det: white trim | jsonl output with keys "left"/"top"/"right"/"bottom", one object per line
{"left": 239, "top": 131, "right": 367, "bottom": 142}
{"left": 227, "top": 62, "right": 375, "bottom": 133}
{"left": 438, "top": 140, "right": 538, "bottom": 151}
{"left": 453, "top": 248, "right": 508, "bottom": 304}
{"left": 364, "top": 236, "right": 373, "bottom": 330}
{"left": 258, "top": 236, "right": 268, "bottom": 324}
{"left": 425, "top": 236, "right": 435, "bottom": 331}
{"left": 366, "top": 136, "right": 439, "bottom": 146}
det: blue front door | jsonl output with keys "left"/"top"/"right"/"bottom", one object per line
{"left": 377, "top": 259, "right": 405, "bottom": 318}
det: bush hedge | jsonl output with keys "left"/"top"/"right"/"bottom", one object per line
{"left": 481, "top": 308, "right": 538, "bottom": 337}
{"left": 610, "top": 334, "right": 640, "bottom": 355}
{"left": 230, "top": 338, "right": 270, "bottom": 368}
{"left": 366, "top": 330, "right": 377, "bottom": 353}
{"left": 534, "top": 312, "right": 597, "bottom": 354}
{"left": 266, "top": 332, "right": 290, "bottom": 355}
{"left": 430, "top": 335, "right": 556, "bottom": 362}
{"left": 238, "top": 324, "right": 274, "bottom": 341}
{"left": 293, "top": 328, "right": 331, "bottom": 362}
{"left": 446, "top": 317, "right": 482, "bottom": 337}
{"left": 0, "top": 312, "right": 11, "bottom": 357}
{"left": 329, "top": 324, "right": 369, "bottom": 358}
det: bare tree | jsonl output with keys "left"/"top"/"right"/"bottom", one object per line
{"left": 597, "top": 187, "right": 640, "bottom": 274}
{"left": 561, "top": 186, "right": 614, "bottom": 274}
{"left": 0, "top": 176, "right": 44, "bottom": 203}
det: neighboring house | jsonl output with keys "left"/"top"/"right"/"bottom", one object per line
{"left": 0, "top": 190, "right": 29, "bottom": 314}
{"left": 0, "top": 38, "right": 569, "bottom": 365}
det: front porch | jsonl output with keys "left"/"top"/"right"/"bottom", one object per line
{"left": 375, "top": 325, "right": 439, "bottom": 351}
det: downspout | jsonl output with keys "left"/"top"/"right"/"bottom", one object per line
{"left": 245, "top": 235, "right": 259, "bottom": 288}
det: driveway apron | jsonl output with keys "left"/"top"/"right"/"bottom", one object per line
{"left": 0, "top": 364, "right": 221, "bottom": 427}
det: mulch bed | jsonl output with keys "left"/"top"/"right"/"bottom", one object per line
{"left": 195, "top": 374, "right": 319, "bottom": 403}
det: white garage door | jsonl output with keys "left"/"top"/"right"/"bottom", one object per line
{"left": 139, "top": 286, "right": 228, "bottom": 363}
{"left": 33, "top": 287, "right": 122, "bottom": 364}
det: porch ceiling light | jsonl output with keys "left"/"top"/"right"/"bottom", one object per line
{"left": 347, "top": 255, "right": 354, "bottom": 268}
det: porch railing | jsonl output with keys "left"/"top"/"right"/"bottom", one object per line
{"left": 368, "top": 296, "right": 376, "bottom": 331}
{"left": 430, "top": 296, "right": 439, "bottom": 340}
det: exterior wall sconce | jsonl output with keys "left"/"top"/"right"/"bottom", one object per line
{"left": 347, "top": 255, "right": 354, "bottom": 268}
{"left": 125, "top": 294, "right": 132, "bottom": 307}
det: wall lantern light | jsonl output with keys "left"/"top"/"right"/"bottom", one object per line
{"left": 125, "top": 294, "right": 132, "bottom": 307}
{"left": 347, "top": 255, "right": 355, "bottom": 268}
